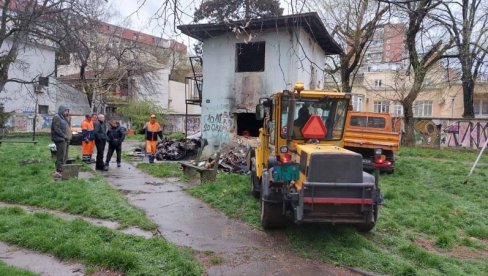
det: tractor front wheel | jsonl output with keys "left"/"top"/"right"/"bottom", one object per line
{"left": 260, "top": 199, "right": 286, "bottom": 229}
{"left": 250, "top": 158, "right": 260, "bottom": 198}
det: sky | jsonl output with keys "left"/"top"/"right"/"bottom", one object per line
{"left": 105, "top": 0, "right": 297, "bottom": 52}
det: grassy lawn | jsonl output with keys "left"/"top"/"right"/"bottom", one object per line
{"left": 0, "top": 261, "right": 36, "bottom": 276}
{"left": 186, "top": 147, "right": 488, "bottom": 275}
{"left": 0, "top": 207, "right": 202, "bottom": 276}
{"left": 0, "top": 136, "right": 156, "bottom": 230}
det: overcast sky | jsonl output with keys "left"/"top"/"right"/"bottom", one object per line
{"left": 105, "top": 0, "right": 298, "bottom": 51}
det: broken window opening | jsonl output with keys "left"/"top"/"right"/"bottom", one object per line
{"left": 236, "top": 42, "right": 265, "bottom": 72}
{"left": 236, "top": 113, "right": 261, "bottom": 137}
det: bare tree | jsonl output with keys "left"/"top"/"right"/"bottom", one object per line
{"left": 438, "top": 0, "right": 488, "bottom": 118}
{"left": 384, "top": 0, "right": 454, "bottom": 146}
{"left": 312, "top": 0, "right": 388, "bottom": 93}
{"left": 0, "top": 0, "right": 98, "bottom": 92}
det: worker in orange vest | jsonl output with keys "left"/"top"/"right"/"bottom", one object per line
{"left": 81, "top": 114, "right": 95, "bottom": 163}
{"left": 143, "top": 114, "right": 163, "bottom": 163}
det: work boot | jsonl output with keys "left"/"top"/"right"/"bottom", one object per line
{"left": 103, "top": 165, "right": 109, "bottom": 171}
{"left": 117, "top": 163, "right": 121, "bottom": 168}
{"left": 148, "top": 155, "right": 154, "bottom": 163}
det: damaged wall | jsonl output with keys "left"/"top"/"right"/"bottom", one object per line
{"left": 201, "top": 27, "right": 327, "bottom": 149}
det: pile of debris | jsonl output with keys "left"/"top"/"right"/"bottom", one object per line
{"left": 154, "top": 138, "right": 202, "bottom": 161}
{"left": 193, "top": 137, "right": 258, "bottom": 173}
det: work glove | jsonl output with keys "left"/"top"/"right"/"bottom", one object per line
{"left": 84, "top": 138, "right": 90, "bottom": 143}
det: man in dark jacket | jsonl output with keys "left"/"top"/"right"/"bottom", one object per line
{"left": 93, "top": 114, "right": 108, "bottom": 171}
{"left": 105, "top": 119, "right": 125, "bottom": 168}
{"left": 51, "top": 105, "right": 71, "bottom": 178}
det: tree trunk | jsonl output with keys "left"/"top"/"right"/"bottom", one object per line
{"left": 340, "top": 57, "right": 352, "bottom": 93}
{"left": 402, "top": 73, "right": 425, "bottom": 146}
{"left": 462, "top": 78, "right": 475, "bottom": 118}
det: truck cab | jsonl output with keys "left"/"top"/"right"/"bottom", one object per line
{"left": 250, "top": 84, "right": 383, "bottom": 231}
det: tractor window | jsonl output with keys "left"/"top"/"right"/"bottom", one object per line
{"left": 280, "top": 97, "right": 348, "bottom": 140}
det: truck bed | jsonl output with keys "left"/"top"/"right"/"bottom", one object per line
{"left": 344, "top": 129, "right": 400, "bottom": 151}
{"left": 343, "top": 112, "right": 400, "bottom": 151}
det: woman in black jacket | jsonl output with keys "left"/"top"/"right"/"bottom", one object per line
{"left": 105, "top": 119, "right": 125, "bottom": 168}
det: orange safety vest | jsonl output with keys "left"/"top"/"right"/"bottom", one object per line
{"left": 145, "top": 121, "right": 162, "bottom": 141}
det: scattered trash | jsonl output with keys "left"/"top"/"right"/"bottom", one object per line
{"left": 129, "top": 135, "right": 258, "bottom": 174}
{"left": 191, "top": 136, "right": 257, "bottom": 173}
{"left": 154, "top": 138, "right": 202, "bottom": 161}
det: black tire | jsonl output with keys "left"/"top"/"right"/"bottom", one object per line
{"left": 250, "top": 158, "right": 260, "bottom": 198}
{"left": 260, "top": 198, "right": 286, "bottom": 229}
{"left": 357, "top": 205, "right": 378, "bottom": 233}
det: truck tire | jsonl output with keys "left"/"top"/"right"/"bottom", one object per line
{"left": 357, "top": 205, "right": 378, "bottom": 233}
{"left": 260, "top": 199, "right": 286, "bottom": 229}
{"left": 250, "top": 157, "right": 260, "bottom": 198}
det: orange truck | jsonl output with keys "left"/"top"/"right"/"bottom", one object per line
{"left": 344, "top": 112, "right": 400, "bottom": 173}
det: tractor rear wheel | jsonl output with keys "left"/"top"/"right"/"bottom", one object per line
{"left": 260, "top": 199, "right": 286, "bottom": 229}
{"left": 357, "top": 205, "right": 378, "bottom": 233}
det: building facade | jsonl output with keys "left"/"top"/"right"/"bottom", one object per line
{"left": 179, "top": 12, "right": 342, "bottom": 148}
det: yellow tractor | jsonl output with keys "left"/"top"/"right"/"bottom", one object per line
{"left": 249, "top": 83, "right": 383, "bottom": 231}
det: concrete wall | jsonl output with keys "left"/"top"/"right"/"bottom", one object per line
{"left": 404, "top": 118, "right": 488, "bottom": 149}
{"left": 164, "top": 114, "right": 201, "bottom": 134}
{"left": 132, "top": 68, "right": 170, "bottom": 109}
{"left": 168, "top": 80, "right": 201, "bottom": 115}
{"left": 0, "top": 40, "right": 56, "bottom": 113}
{"left": 201, "top": 27, "right": 327, "bottom": 148}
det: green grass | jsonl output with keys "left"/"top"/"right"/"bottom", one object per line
{"left": 187, "top": 147, "right": 488, "bottom": 275}
{"left": 0, "top": 207, "right": 202, "bottom": 276}
{"left": 0, "top": 136, "right": 156, "bottom": 230}
{"left": 136, "top": 163, "right": 184, "bottom": 178}
{"left": 0, "top": 261, "right": 36, "bottom": 276}
{"left": 188, "top": 174, "right": 261, "bottom": 226}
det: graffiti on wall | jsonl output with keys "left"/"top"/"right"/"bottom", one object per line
{"left": 410, "top": 118, "right": 488, "bottom": 149}
{"left": 443, "top": 121, "right": 488, "bottom": 149}
{"left": 203, "top": 111, "right": 234, "bottom": 143}
{"left": 414, "top": 120, "right": 440, "bottom": 146}
{"left": 164, "top": 115, "right": 201, "bottom": 134}
{"left": 5, "top": 114, "right": 53, "bottom": 132}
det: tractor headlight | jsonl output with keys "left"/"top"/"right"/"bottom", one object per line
{"left": 374, "top": 148, "right": 383, "bottom": 155}
{"left": 280, "top": 146, "right": 288, "bottom": 153}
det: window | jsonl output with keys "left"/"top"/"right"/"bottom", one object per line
{"left": 391, "top": 102, "right": 403, "bottom": 116}
{"left": 474, "top": 98, "right": 488, "bottom": 116}
{"left": 367, "top": 117, "right": 386, "bottom": 128}
{"left": 350, "top": 116, "right": 367, "bottom": 127}
{"left": 38, "top": 105, "right": 48, "bottom": 114}
{"left": 374, "top": 100, "right": 389, "bottom": 113}
{"left": 414, "top": 100, "right": 433, "bottom": 117}
{"left": 352, "top": 94, "right": 364, "bottom": 111}
{"left": 374, "top": 79, "right": 383, "bottom": 88}
{"left": 281, "top": 98, "right": 348, "bottom": 140}
{"left": 236, "top": 42, "right": 265, "bottom": 72}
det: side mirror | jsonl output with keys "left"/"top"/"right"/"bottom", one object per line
{"left": 255, "top": 104, "right": 265, "bottom": 120}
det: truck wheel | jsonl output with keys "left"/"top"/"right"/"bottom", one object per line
{"left": 357, "top": 205, "right": 378, "bottom": 233}
{"left": 260, "top": 199, "right": 286, "bottom": 229}
{"left": 250, "top": 158, "right": 260, "bottom": 198}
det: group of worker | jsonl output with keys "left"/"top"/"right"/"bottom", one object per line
{"left": 51, "top": 104, "right": 164, "bottom": 178}
{"left": 81, "top": 113, "right": 126, "bottom": 171}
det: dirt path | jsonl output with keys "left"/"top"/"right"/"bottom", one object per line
{"left": 0, "top": 242, "right": 84, "bottom": 276}
{"left": 99, "top": 161, "right": 356, "bottom": 276}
